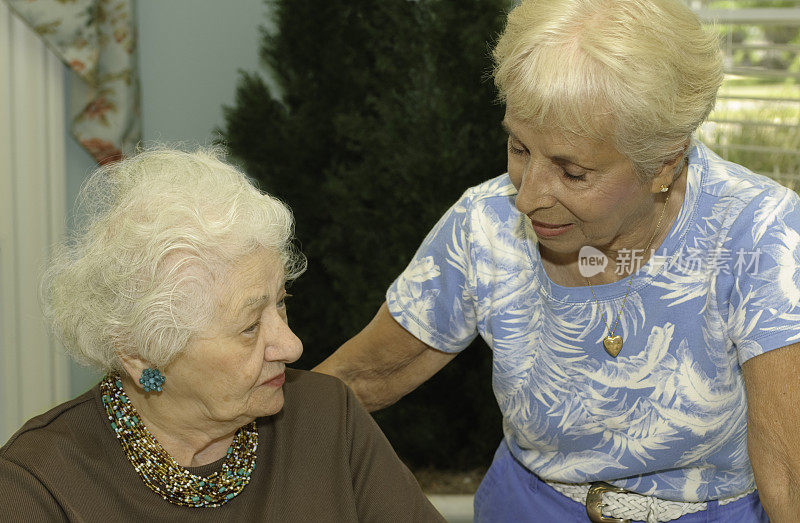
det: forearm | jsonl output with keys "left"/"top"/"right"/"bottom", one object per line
{"left": 313, "top": 303, "right": 456, "bottom": 411}
{"left": 314, "top": 343, "right": 417, "bottom": 411}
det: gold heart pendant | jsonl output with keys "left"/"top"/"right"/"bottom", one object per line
{"left": 603, "top": 335, "right": 623, "bottom": 357}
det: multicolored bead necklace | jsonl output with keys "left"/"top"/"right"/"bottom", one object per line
{"left": 100, "top": 374, "right": 258, "bottom": 507}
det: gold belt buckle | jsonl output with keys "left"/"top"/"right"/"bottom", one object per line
{"left": 586, "top": 482, "right": 631, "bottom": 523}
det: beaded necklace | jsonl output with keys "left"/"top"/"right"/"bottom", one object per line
{"left": 100, "top": 374, "right": 258, "bottom": 507}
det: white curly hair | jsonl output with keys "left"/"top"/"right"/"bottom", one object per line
{"left": 41, "top": 146, "right": 306, "bottom": 372}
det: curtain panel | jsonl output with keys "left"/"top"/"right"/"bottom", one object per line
{"left": 3, "top": 0, "right": 141, "bottom": 164}
{"left": 0, "top": 1, "right": 70, "bottom": 443}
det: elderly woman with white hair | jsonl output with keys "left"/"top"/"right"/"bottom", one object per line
{"left": 316, "top": 1, "right": 800, "bottom": 522}
{"left": 0, "top": 148, "right": 444, "bottom": 521}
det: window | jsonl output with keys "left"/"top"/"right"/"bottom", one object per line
{"left": 693, "top": 1, "right": 800, "bottom": 189}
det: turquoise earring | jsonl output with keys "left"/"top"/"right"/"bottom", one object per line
{"left": 139, "top": 368, "right": 165, "bottom": 392}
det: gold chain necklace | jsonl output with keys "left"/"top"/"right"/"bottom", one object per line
{"left": 587, "top": 190, "right": 671, "bottom": 357}
{"left": 100, "top": 374, "right": 258, "bottom": 507}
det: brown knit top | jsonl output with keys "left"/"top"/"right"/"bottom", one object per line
{"left": 0, "top": 369, "right": 444, "bottom": 522}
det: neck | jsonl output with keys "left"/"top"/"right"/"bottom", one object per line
{"left": 542, "top": 165, "right": 687, "bottom": 287}
{"left": 596, "top": 198, "right": 670, "bottom": 281}
{"left": 120, "top": 375, "right": 240, "bottom": 467}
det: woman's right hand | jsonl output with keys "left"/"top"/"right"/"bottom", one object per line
{"left": 313, "top": 302, "right": 457, "bottom": 411}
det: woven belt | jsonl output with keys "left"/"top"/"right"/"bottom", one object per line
{"left": 544, "top": 479, "right": 755, "bottom": 523}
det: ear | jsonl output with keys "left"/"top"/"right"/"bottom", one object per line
{"left": 649, "top": 141, "right": 690, "bottom": 194}
{"left": 116, "top": 351, "right": 150, "bottom": 390}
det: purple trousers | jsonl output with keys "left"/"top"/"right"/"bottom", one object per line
{"left": 474, "top": 442, "right": 770, "bottom": 522}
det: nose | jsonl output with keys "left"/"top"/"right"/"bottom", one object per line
{"left": 515, "top": 157, "right": 557, "bottom": 215}
{"left": 264, "top": 314, "right": 303, "bottom": 364}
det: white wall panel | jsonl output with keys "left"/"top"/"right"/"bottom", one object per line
{"left": 0, "top": 2, "right": 69, "bottom": 444}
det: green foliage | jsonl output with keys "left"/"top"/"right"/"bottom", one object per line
{"left": 220, "top": 0, "right": 511, "bottom": 470}
{"left": 701, "top": 102, "right": 800, "bottom": 187}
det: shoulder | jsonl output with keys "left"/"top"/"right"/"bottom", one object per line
{"left": 283, "top": 367, "right": 347, "bottom": 396}
{"left": 415, "top": 174, "right": 519, "bottom": 240}
{"left": 0, "top": 386, "right": 104, "bottom": 477}
{"left": 695, "top": 140, "right": 797, "bottom": 210}
{"left": 691, "top": 141, "right": 800, "bottom": 242}
{"left": 266, "top": 369, "right": 364, "bottom": 455}
{"left": 460, "top": 174, "right": 517, "bottom": 208}
{"left": 1, "top": 388, "right": 99, "bottom": 459}
{"left": 446, "top": 174, "right": 525, "bottom": 243}
{"left": 280, "top": 369, "right": 352, "bottom": 418}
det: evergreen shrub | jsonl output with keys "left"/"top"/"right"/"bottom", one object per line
{"left": 220, "top": 0, "right": 511, "bottom": 471}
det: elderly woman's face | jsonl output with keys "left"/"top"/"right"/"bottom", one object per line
{"left": 504, "top": 112, "right": 656, "bottom": 257}
{"left": 163, "top": 249, "right": 302, "bottom": 425}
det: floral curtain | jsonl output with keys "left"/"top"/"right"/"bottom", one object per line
{"left": 4, "top": 0, "right": 140, "bottom": 164}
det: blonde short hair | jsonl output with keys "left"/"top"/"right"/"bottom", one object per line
{"left": 493, "top": 0, "right": 723, "bottom": 177}
{"left": 42, "top": 146, "right": 306, "bottom": 372}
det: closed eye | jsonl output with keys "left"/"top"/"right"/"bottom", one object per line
{"left": 508, "top": 136, "right": 586, "bottom": 181}
{"left": 507, "top": 137, "right": 526, "bottom": 156}
{"left": 242, "top": 321, "right": 260, "bottom": 334}
{"left": 560, "top": 167, "right": 586, "bottom": 182}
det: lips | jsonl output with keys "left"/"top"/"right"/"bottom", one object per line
{"left": 530, "top": 219, "right": 569, "bottom": 228}
{"left": 529, "top": 218, "right": 573, "bottom": 238}
{"left": 262, "top": 372, "right": 286, "bottom": 387}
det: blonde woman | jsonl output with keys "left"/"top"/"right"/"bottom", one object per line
{"left": 316, "top": 1, "right": 800, "bottom": 521}
{"left": 0, "top": 148, "right": 443, "bottom": 522}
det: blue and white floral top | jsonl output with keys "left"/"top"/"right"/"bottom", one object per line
{"left": 386, "top": 141, "right": 800, "bottom": 502}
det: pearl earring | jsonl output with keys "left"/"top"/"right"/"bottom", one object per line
{"left": 659, "top": 184, "right": 669, "bottom": 193}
